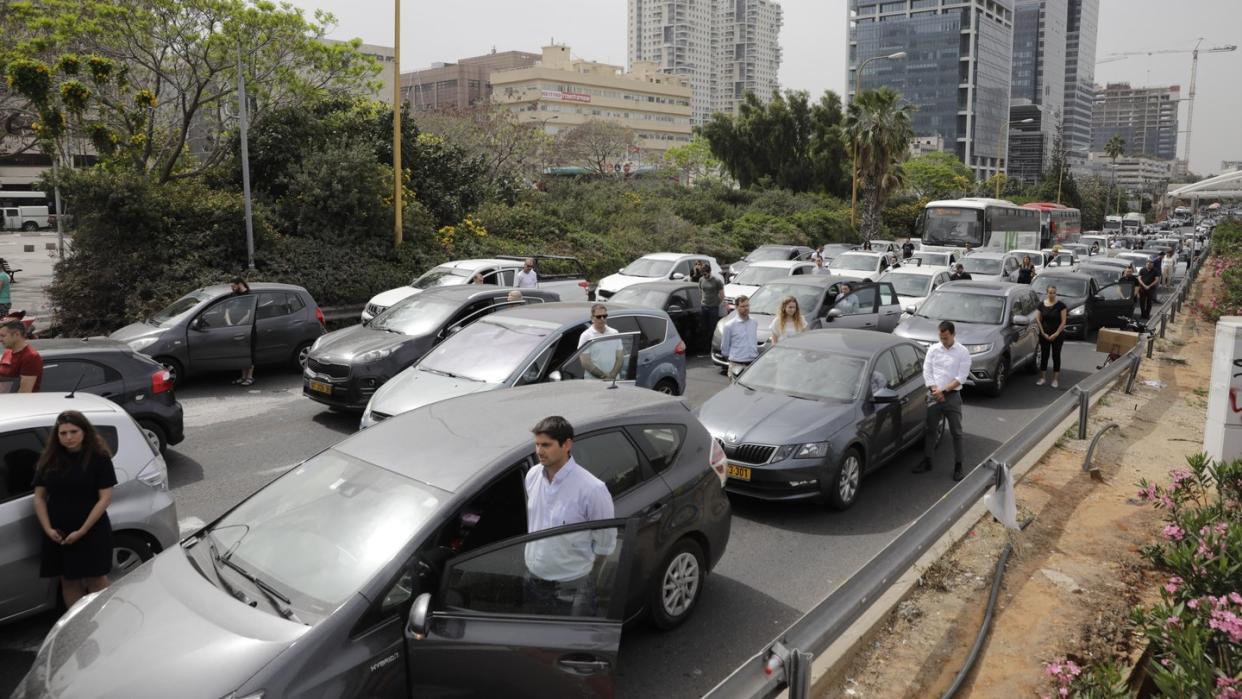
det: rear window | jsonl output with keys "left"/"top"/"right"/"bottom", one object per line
{"left": 628, "top": 425, "right": 686, "bottom": 474}
{"left": 610, "top": 315, "right": 665, "bottom": 350}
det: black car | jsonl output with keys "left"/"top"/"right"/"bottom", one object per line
{"left": 304, "top": 285, "right": 561, "bottom": 411}
{"left": 607, "top": 280, "right": 705, "bottom": 351}
{"left": 34, "top": 339, "right": 185, "bottom": 453}
{"left": 1030, "top": 271, "right": 1137, "bottom": 339}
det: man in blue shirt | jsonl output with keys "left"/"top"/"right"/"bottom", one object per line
{"left": 720, "top": 295, "right": 759, "bottom": 382}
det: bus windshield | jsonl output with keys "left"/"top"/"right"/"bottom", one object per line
{"left": 1103, "top": 220, "right": 1122, "bottom": 232}
{"left": 921, "top": 207, "right": 984, "bottom": 247}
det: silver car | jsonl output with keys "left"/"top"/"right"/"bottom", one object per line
{"left": 0, "top": 393, "right": 177, "bottom": 624}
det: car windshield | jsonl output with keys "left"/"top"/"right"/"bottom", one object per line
{"left": 746, "top": 247, "right": 791, "bottom": 262}
{"left": 733, "top": 265, "right": 792, "bottom": 285}
{"left": 917, "top": 291, "right": 1006, "bottom": 325}
{"left": 961, "top": 257, "right": 1002, "bottom": 275}
{"left": 419, "top": 317, "right": 553, "bottom": 384}
{"left": 740, "top": 348, "right": 865, "bottom": 402}
{"left": 621, "top": 257, "right": 675, "bottom": 278}
{"left": 921, "top": 206, "right": 984, "bottom": 247}
{"left": 747, "top": 283, "right": 823, "bottom": 316}
{"left": 1032, "top": 277, "right": 1089, "bottom": 298}
{"left": 371, "top": 294, "right": 465, "bottom": 336}
{"left": 1080, "top": 267, "right": 1121, "bottom": 286}
{"left": 149, "top": 291, "right": 208, "bottom": 326}
{"left": 203, "top": 449, "right": 441, "bottom": 623}
{"left": 609, "top": 287, "right": 671, "bottom": 308}
{"left": 831, "top": 254, "right": 879, "bottom": 272}
{"left": 411, "top": 267, "right": 471, "bottom": 289}
{"left": 882, "top": 274, "right": 933, "bottom": 298}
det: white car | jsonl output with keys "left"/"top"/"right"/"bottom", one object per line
{"left": 959, "top": 251, "right": 1022, "bottom": 283}
{"left": 595, "top": 252, "right": 723, "bottom": 300}
{"left": 878, "top": 266, "right": 952, "bottom": 313}
{"left": 1011, "top": 249, "right": 1052, "bottom": 269}
{"left": 904, "top": 250, "right": 958, "bottom": 272}
{"left": 722, "top": 260, "right": 816, "bottom": 305}
{"left": 828, "top": 250, "right": 895, "bottom": 282}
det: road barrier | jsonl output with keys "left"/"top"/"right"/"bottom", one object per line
{"left": 705, "top": 247, "right": 1206, "bottom": 699}
{"left": 320, "top": 304, "right": 364, "bottom": 323}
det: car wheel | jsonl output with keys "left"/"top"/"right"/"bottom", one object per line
{"left": 653, "top": 378, "right": 679, "bottom": 396}
{"left": 22, "top": 221, "right": 37, "bottom": 231}
{"left": 825, "top": 448, "right": 863, "bottom": 510}
{"left": 111, "top": 532, "right": 154, "bottom": 580}
{"left": 649, "top": 538, "right": 705, "bottom": 630}
{"left": 292, "top": 341, "right": 314, "bottom": 370}
{"left": 138, "top": 420, "right": 168, "bottom": 454}
{"left": 154, "top": 356, "right": 184, "bottom": 387}
{"left": 986, "top": 355, "right": 1009, "bottom": 397}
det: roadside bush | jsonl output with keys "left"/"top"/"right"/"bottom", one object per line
{"left": 1196, "top": 220, "right": 1242, "bottom": 322}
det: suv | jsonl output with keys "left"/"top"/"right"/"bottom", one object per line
{"left": 723, "top": 260, "right": 817, "bottom": 306}
{"left": 828, "top": 251, "right": 897, "bottom": 281}
{"left": 0, "top": 393, "right": 177, "bottom": 624}
{"left": 894, "top": 281, "right": 1040, "bottom": 396}
{"left": 1030, "top": 271, "right": 1139, "bottom": 339}
{"left": 960, "top": 251, "right": 1022, "bottom": 283}
{"left": 595, "top": 253, "right": 723, "bottom": 300}
{"left": 34, "top": 339, "right": 185, "bottom": 453}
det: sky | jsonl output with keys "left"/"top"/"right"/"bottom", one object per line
{"left": 287, "top": 0, "right": 1242, "bottom": 174}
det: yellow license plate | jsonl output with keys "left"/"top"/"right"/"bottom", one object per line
{"left": 726, "top": 464, "right": 752, "bottom": 481}
{"left": 309, "top": 380, "right": 332, "bottom": 395}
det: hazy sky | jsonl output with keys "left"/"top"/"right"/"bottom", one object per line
{"left": 289, "top": 0, "right": 1242, "bottom": 173}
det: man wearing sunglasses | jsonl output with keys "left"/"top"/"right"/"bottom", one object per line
{"left": 578, "top": 304, "right": 623, "bottom": 380}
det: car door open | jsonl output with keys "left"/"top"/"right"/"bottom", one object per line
{"left": 551, "top": 332, "right": 640, "bottom": 385}
{"left": 1089, "top": 280, "right": 1138, "bottom": 330}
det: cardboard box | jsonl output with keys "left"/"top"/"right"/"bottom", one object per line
{"left": 1096, "top": 328, "right": 1139, "bottom": 355}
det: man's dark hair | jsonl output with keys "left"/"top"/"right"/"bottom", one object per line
{"left": 1, "top": 319, "right": 25, "bottom": 337}
{"left": 735, "top": 294, "right": 750, "bottom": 305}
{"left": 938, "top": 320, "right": 956, "bottom": 335}
{"left": 532, "top": 416, "right": 574, "bottom": 445}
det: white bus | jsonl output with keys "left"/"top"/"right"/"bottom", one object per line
{"left": 1103, "top": 215, "right": 1123, "bottom": 235}
{"left": 0, "top": 191, "right": 51, "bottom": 231}
{"left": 1122, "top": 213, "right": 1144, "bottom": 235}
{"left": 916, "top": 198, "right": 1043, "bottom": 253}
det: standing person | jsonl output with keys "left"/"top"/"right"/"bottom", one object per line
{"left": 862, "top": 240, "right": 873, "bottom": 251}
{"left": 812, "top": 256, "right": 830, "bottom": 275}
{"left": 697, "top": 262, "right": 724, "bottom": 356}
{"left": 719, "top": 295, "right": 758, "bottom": 381}
{"left": 523, "top": 416, "right": 615, "bottom": 616}
{"left": 578, "top": 304, "right": 623, "bottom": 380}
{"left": 1160, "top": 250, "right": 1176, "bottom": 286}
{"left": 1035, "top": 286, "right": 1068, "bottom": 388}
{"left": 0, "top": 318, "right": 42, "bottom": 393}
{"left": 914, "top": 321, "right": 971, "bottom": 480}
{"left": 901, "top": 237, "right": 916, "bottom": 260}
{"left": 1137, "top": 259, "right": 1160, "bottom": 320}
{"left": 0, "top": 264, "right": 10, "bottom": 317}
{"left": 949, "top": 264, "right": 972, "bottom": 281}
{"left": 768, "top": 296, "right": 807, "bottom": 345}
{"left": 32, "top": 411, "right": 118, "bottom": 608}
{"left": 469, "top": 272, "right": 486, "bottom": 285}
{"left": 515, "top": 258, "right": 539, "bottom": 289}
{"left": 1089, "top": 241, "right": 1100, "bottom": 256}
{"left": 1016, "top": 256, "right": 1036, "bottom": 284}
{"left": 813, "top": 245, "right": 825, "bottom": 264}
{"left": 226, "top": 277, "right": 256, "bottom": 387}
{"left": 833, "top": 283, "right": 859, "bottom": 314}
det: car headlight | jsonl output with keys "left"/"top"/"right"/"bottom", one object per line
{"left": 357, "top": 347, "right": 395, "bottom": 363}
{"left": 128, "top": 337, "right": 159, "bottom": 352}
{"left": 965, "top": 343, "right": 993, "bottom": 355}
{"left": 794, "top": 442, "right": 830, "bottom": 459}
{"left": 1069, "top": 305, "right": 1085, "bottom": 317}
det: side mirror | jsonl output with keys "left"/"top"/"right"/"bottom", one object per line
{"left": 407, "top": 592, "right": 431, "bottom": 639}
{"left": 191, "top": 317, "right": 206, "bottom": 331}
{"left": 1012, "top": 315, "right": 1031, "bottom": 327}
{"left": 904, "top": 305, "right": 917, "bottom": 315}
{"left": 826, "top": 308, "right": 842, "bottom": 321}
{"left": 549, "top": 370, "right": 563, "bottom": 382}
{"left": 872, "top": 387, "right": 899, "bottom": 403}
{"left": 667, "top": 303, "right": 685, "bottom": 313}
{"left": 671, "top": 272, "right": 687, "bottom": 280}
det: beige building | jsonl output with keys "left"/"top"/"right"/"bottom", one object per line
{"left": 323, "top": 40, "right": 397, "bottom": 104}
{"left": 401, "top": 51, "right": 540, "bottom": 112}
{"left": 490, "top": 45, "right": 693, "bottom": 163}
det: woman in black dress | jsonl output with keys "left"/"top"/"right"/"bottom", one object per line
{"left": 32, "top": 410, "right": 118, "bottom": 607}
{"left": 1016, "top": 255, "right": 1036, "bottom": 284}
{"left": 227, "top": 277, "right": 257, "bottom": 387}
{"left": 1036, "top": 285, "right": 1068, "bottom": 388}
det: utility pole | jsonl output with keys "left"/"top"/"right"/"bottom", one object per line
{"left": 392, "top": 0, "right": 403, "bottom": 248}
{"left": 236, "top": 43, "right": 256, "bottom": 271}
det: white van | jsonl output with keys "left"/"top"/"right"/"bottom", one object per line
{"left": 1, "top": 206, "right": 50, "bottom": 231}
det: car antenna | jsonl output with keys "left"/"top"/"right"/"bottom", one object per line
{"left": 65, "top": 371, "right": 86, "bottom": 399}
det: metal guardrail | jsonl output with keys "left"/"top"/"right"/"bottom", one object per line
{"left": 321, "top": 304, "right": 364, "bottom": 323}
{"left": 705, "top": 247, "right": 1206, "bottom": 699}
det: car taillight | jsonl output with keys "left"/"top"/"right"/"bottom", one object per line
{"left": 315, "top": 306, "right": 326, "bottom": 326}
{"left": 674, "top": 340, "right": 686, "bottom": 356}
{"left": 710, "top": 438, "right": 727, "bottom": 487}
{"left": 579, "top": 280, "right": 589, "bottom": 289}
{"left": 151, "top": 369, "right": 173, "bottom": 394}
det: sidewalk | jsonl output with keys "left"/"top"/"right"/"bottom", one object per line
{"left": 1, "top": 230, "right": 59, "bottom": 320}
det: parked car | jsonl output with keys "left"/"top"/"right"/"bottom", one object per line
{"left": 904, "top": 250, "right": 957, "bottom": 271}
{"left": 0, "top": 393, "right": 177, "bottom": 625}
{"left": 304, "top": 286, "right": 560, "bottom": 412}
{"left": 1011, "top": 249, "right": 1053, "bottom": 269}
{"left": 894, "top": 281, "right": 1040, "bottom": 397}
{"left": 361, "top": 256, "right": 589, "bottom": 322}
{"left": 360, "top": 302, "right": 688, "bottom": 428}
{"left": 699, "top": 330, "right": 936, "bottom": 509}
{"left": 817, "top": 243, "right": 860, "bottom": 266}
{"left": 727, "top": 244, "right": 813, "bottom": 279}
{"left": 109, "top": 283, "right": 326, "bottom": 386}
{"left": 878, "top": 266, "right": 952, "bottom": 313}
{"left": 828, "top": 251, "right": 895, "bottom": 282}
{"left": 1040, "top": 249, "right": 1080, "bottom": 269}
{"left": 595, "top": 253, "right": 723, "bottom": 300}
{"left": 722, "top": 260, "right": 817, "bottom": 306}
{"left": 959, "top": 251, "right": 1022, "bottom": 283}
{"left": 35, "top": 339, "right": 185, "bottom": 453}
{"left": 1077, "top": 262, "right": 1130, "bottom": 289}
{"left": 1117, "top": 250, "right": 1160, "bottom": 269}
{"left": 1029, "top": 271, "right": 1138, "bottom": 340}
{"left": 10, "top": 383, "right": 731, "bottom": 697}
{"left": 710, "top": 277, "right": 903, "bottom": 367}
{"left": 607, "top": 281, "right": 707, "bottom": 352}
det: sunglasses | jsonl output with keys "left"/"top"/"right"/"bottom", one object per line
{"left": 594, "top": 313, "right": 608, "bottom": 319}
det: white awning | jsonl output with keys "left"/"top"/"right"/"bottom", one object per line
{"left": 1168, "top": 169, "right": 1242, "bottom": 200}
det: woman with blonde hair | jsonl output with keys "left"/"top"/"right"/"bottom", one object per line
{"left": 769, "top": 295, "right": 807, "bottom": 345}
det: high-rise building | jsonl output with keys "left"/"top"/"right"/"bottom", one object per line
{"left": 1062, "top": 0, "right": 1098, "bottom": 159}
{"left": 401, "top": 51, "right": 540, "bottom": 112}
{"left": 628, "top": 0, "right": 782, "bottom": 125}
{"left": 847, "top": 0, "right": 1016, "bottom": 181}
{"left": 1008, "top": 0, "right": 1066, "bottom": 183}
{"left": 1090, "top": 82, "right": 1181, "bottom": 161}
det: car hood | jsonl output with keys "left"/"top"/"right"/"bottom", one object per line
{"left": 367, "top": 365, "right": 501, "bottom": 418}
{"left": 723, "top": 283, "right": 760, "bottom": 300}
{"left": 108, "top": 322, "right": 166, "bottom": 343}
{"left": 698, "top": 384, "right": 856, "bottom": 446}
{"left": 311, "top": 324, "right": 414, "bottom": 362}
{"left": 827, "top": 269, "right": 876, "bottom": 281}
{"left": 597, "top": 272, "right": 662, "bottom": 294}
{"left": 368, "top": 286, "right": 420, "bottom": 309}
{"left": 17, "top": 547, "right": 306, "bottom": 699}
{"left": 895, "top": 315, "right": 1003, "bottom": 345}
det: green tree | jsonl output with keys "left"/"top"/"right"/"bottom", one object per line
{"left": 1104, "top": 134, "right": 1126, "bottom": 214}
{"left": 415, "top": 104, "right": 552, "bottom": 195}
{"left": 557, "top": 120, "right": 637, "bottom": 175}
{"left": 662, "top": 134, "right": 723, "bottom": 185}
{"left": 1027, "top": 124, "right": 1082, "bottom": 209}
{"left": 845, "top": 88, "right": 915, "bottom": 242}
{"left": 903, "top": 151, "right": 972, "bottom": 200}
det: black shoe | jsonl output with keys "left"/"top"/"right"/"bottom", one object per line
{"left": 953, "top": 464, "right": 965, "bottom": 481}
{"left": 912, "top": 459, "right": 932, "bottom": 474}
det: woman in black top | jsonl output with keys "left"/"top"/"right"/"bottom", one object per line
{"left": 32, "top": 410, "right": 118, "bottom": 607}
{"left": 1036, "top": 285, "right": 1068, "bottom": 388}
{"left": 1016, "top": 255, "right": 1036, "bottom": 284}
{"left": 228, "top": 277, "right": 257, "bottom": 387}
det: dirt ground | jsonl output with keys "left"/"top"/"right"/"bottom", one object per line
{"left": 828, "top": 275, "right": 1215, "bottom": 699}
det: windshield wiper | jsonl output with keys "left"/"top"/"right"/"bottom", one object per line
{"left": 203, "top": 532, "right": 252, "bottom": 608}
{"left": 422, "top": 367, "right": 481, "bottom": 382}
{"left": 218, "top": 556, "right": 305, "bottom": 624}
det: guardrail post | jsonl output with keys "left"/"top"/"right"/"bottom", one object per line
{"left": 1125, "top": 354, "right": 1142, "bottom": 394}
{"left": 1073, "top": 385, "right": 1089, "bottom": 440}
{"left": 1159, "top": 313, "right": 1168, "bottom": 338}
{"left": 1083, "top": 423, "right": 1119, "bottom": 474}
{"left": 1147, "top": 334, "right": 1155, "bottom": 359}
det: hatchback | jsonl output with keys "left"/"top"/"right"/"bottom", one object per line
{"left": 595, "top": 253, "right": 723, "bottom": 300}
{"left": 11, "top": 382, "right": 731, "bottom": 698}
{"left": 0, "top": 393, "right": 177, "bottom": 625}
{"left": 723, "top": 260, "right": 817, "bottom": 305}
{"left": 607, "top": 281, "right": 706, "bottom": 353}
{"left": 109, "top": 283, "right": 326, "bottom": 385}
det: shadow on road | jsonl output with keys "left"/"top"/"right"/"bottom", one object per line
{"left": 165, "top": 450, "right": 206, "bottom": 488}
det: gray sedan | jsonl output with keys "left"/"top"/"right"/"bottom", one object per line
{"left": 698, "top": 330, "right": 935, "bottom": 509}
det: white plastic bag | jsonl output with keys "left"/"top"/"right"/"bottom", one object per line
{"left": 984, "top": 463, "right": 1020, "bottom": 530}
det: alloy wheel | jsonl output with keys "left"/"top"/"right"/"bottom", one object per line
{"left": 661, "top": 551, "right": 701, "bottom": 618}
{"left": 838, "top": 453, "right": 861, "bottom": 503}
{"left": 112, "top": 545, "right": 145, "bottom": 579}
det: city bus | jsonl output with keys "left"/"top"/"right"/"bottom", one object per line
{"left": 1022, "top": 202, "right": 1082, "bottom": 246}
{"left": 1122, "top": 213, "right": 1145, "bottom": 235}
{"left": 917, "top": 198, "right": 1042, "bottom": 253}
{"left": 0, "top": 190, "right": 51, "bottom": 230}
{"left": 1103, "top": 215, "right": 1123, "bottom": 235}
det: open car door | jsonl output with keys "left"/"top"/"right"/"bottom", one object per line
{"left": 1088, "top": 280, "right": 1138, "bottom": 330}
{"left": 552, "top": 332, "right": 640, "bottom": 386}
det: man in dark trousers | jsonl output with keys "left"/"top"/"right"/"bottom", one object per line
{"left": 1137, "top": 259, "right": 1160, "bottom": 319}
{"left": 913, "top": 321, "right": 971, "bottom": 481}
{"left": 695, "top": 261, "right": 724, "bottom": 356}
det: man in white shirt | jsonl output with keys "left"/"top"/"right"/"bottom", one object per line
{"left": 524, "top": 416, "right": 616, "bottom": 616}
{"left": 515, "top": 258, "right": 539, "bottom": 288}
{"left": 578, "top": 304, "right": 624, "bottom": 380}
{"left": 834, "top": 283, "right": 860, "bottom": 315}
{"left": 914, "top": 320, "right": 972, "bottom": 481}
{"left": 719, "top": 295, "right": 759, "bottom": 381}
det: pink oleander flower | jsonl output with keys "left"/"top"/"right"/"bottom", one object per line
{"left": 1138, "top": 484, "right": 1158, "bottom": 501}
{"left": 1058, "top": 688, "right": 1069, "bottom": 698}
{"left": 1230, "top": 592, "right": 1242, "bottom": 605}
{"left": 1166, "top": 615, "right": 1183, "bottom": 628}
{"left": 1045, "top": 661, "right": 1062, "bottom": 677}
{"left": 1189, "top": 598, "right": 1200, "bottom": 609}
{"left": 1161, "top": 495, "right": 1177, "bottom": 510}
{"left": 1163, "top": 524, "right": 1186, "bottom": 541}
{"left": 1170, "top": 469, "right": 1193, "bottom": 485}
{"left": 1209, "top": 609, "right": 1242, "bottom": 642}
{"left": 1065, "top": 660, "right": 1081, "bottom": 677}
{"left": 1165, "top": 576, "right": 1184, "bottom": 594}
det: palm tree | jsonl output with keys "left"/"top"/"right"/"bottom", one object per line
{"left": 1104, "top": 135, "right": 1126, "bottom": 214}
{"left": 845, "top": 88, "right": 915, "bottom": 243}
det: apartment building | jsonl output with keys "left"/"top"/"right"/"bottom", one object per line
{"left": 1090, "top": 82, "right": 1180, "bottom": 161}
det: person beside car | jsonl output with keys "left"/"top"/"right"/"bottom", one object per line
{"left": 1160, "top": 250, "right": 1175, "bottom": 286}
{"left": 226, "top": 277, "right": 257, "bottom": 387}
{"left": 720, "top": 295, "right": 758, "bottom": 381}
{"left": 1035, "top": 286, "right": 1067, "bottom": 388}
{"left": 913, "top": 320, "right": 970, "bottom": 481}
{"left": 833, "top": 283, "right": 860, "bottom": 315}
{"left": 696, "top": 261, "right": 725, "bottom": 354}
{"left": 578, "top": 304, "right": 622, "bottom": 380}
{"left": 812, "top": 256, "right": 831, "bottom": 275}
{"left": 0, "top": 266, "right": 10, "bottom": 317}
{"left": 516, "top": 258, "right": 538, "bottom": 289}
{"left": 0, "top": 318, "right": 42, "bottom": 393}
{"left": 768, "top": 296, "right": 806, "bottom": 346}
{"left": 901, "top": 237, "right": 916, "bottom": 260}
{"left": 1137, "top": 260, "right": 1160, "bottom": 319}
{"left": 1016, "top": 256, "right": 1036, "bottom": 284}
{"left": 949, "top": 264, "right": 972, "bottom": 281}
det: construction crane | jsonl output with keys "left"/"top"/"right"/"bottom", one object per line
{"left": 1100, "top": 40, "right": 1237, "bottom": 165}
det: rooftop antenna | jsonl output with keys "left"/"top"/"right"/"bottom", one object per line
{"left": 65, "top": 371, "right": 86, "bottom": 399}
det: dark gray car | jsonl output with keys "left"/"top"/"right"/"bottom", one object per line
{"left": 699, "top": 330, "right": 933, "bottom": 509}
{"left": 109, "top": 283, "right": 326, "bottom": 385}
{"left": 12, "top": 382, "right": 731, "bottom": 698}
{"left": 303, "top": 286, "right": 560, "bottom": 411}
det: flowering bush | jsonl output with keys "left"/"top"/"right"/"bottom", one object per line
{"left": 1200, "top": 221, "right": 1242, "bottom": 322}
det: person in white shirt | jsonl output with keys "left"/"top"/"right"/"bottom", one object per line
{"left": 834, "top": 283, "right": 860, "bottom": 315}
{"left": 812, "top": 256, "right": 831, "bottom": 275}
{"left": 914, "top": 320, "right": 972, "bottom": 481}
{"left": 768, "top": 296, "right": 806, "bottom": 345}
{"left": 719, "top": 296, "right": 759, "bottom": 381}
{"left": 578, "top": 304, "right": 623, "bottom": 380}
{"left": 515, "top": 258, "right": 538, "bottom": 288}
{"left": 1160, "top": 250, "right": 1175, "bottom": 286}
{"left": 524, "top": 416, "right": 616, "bottom": 616}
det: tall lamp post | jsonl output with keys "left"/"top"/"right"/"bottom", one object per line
{"left": 994, "top": 117, "right": 1034, "bottom": 198}
{"left": 392, "top": 0, "right": 403, "bottom": 248}
{"left": 850, "top": 51, "right": 907, "bottom": 229}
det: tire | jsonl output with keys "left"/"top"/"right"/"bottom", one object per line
{"left": 986, "top": 355, "right": 1009, "bottom": 397}
{"left": 825, "top": 448, "right": 863, "bottom": 510}
{"left": 292, "top": 341, "right": 314, "bottom": 371}
{"left": 649, "top": 537, "right": 706, "bottom": 630}
{"left": 154, "top": 356, "right": 184, "bottom": 388}
{"left": 111, "top": 532, "right": 154, "bottom": 580}
{"left": 653, "top": 378, "right": 679, "bottom": 396}
{"left": 21, "top": 221, "right": 37, "bottom": 231}
{"left": 138, "top": 419, "right": 168, "bottom": 454}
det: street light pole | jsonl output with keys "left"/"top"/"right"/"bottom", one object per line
{"left": 994, "top": 117, "right": 1034, "bottom": 199}
{"left": 850, "top": 51, "right": 906, "bottom": 230}
{"left": 392, "top": 0, "right": 403, "bottom": 248}
{"left": 236, "top": 42, "right": 256, "bottom": 271}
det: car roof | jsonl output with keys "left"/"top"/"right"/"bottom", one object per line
{"left": 336, "top": 383, "right": 689, "bottom": 492}
{"left": 837, "top": 251, "right": 885, "bottom": 258}
{"left": 491, "top": 301, "right": 664, "bottom": 325}
{"left": 199, "top": 282, "right": 308, "bottom": 295}
{"left": 438, "top": 259, "right": 523, "bottom": 270}
{"left": 963, "top": 251, "right": 1012, "bottom": 260}
{"left": 638, "top": 252, "right": 697, "bottom": 262}
{"left": 613, "top": 280, "right": 698, "bottom": 294}
{"left": 881, "top": 266, "right": 944, "bottom": 277}
{"left": 31, "top": 338, "right": 134, "bottom": 354}
{"left": 416, "top": 285, "right": 561, "bottom": 303}
{"left": 0, "top": 392, "right": 124, "bottom": 422}
{"left": 1032, "top": 270, "right": 1093, "bottom": 281}
{"left": 754, "top": 244, "right": 807, "bottom": 251}
{"left": 780, "top": 328, "right": 917, "bottom": 356}
{"left": 937, "top": 280, "right": 1025, "bottom": 296}
{"left": 763, "top": 275, "right": 851, "bottom": 289}
{"left": 746, "top": 260, "right": 812, "bottom": 270}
